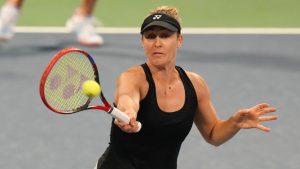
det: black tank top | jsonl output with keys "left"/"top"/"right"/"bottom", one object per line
{"left": 109, "top": 63, "right": 198, "bottom": 169}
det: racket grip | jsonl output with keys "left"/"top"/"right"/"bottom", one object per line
{"left": 110, "top": 107, "right": 142, "bottom": 132}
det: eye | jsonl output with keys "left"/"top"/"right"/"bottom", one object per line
{"left": 144, "top": 33, "right": 157, "bottom": 39}
{"left": 158, "top": 31, "right": 174, "bottom": 39}
{"left": 159, "top": 33, "right": 172, "bottom": 39}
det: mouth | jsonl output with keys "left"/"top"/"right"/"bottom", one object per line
{"left": 153, "top": 52, "right": 164, "bottom": 56}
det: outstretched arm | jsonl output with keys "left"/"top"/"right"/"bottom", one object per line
{"left": 190, "top": 73, "right": 278, "bottom": 146}
{"left": 113, "top": 67, "right": 142, "bottom": 133}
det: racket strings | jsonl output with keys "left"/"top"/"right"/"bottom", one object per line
{"left": 44, "top": 52, "right": 96, "bottom": 112}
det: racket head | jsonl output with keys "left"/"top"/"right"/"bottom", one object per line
{"left": 39, "top": 47, "right": 105, "bottom": 114}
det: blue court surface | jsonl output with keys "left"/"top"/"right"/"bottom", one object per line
{"left": 0, "top": 32, "right": 300, "bottom": 169}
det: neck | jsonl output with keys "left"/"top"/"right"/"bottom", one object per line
{"left": 147, "top": 62, "right": 178, "bottom": 83}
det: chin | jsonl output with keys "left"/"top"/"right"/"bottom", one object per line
{"left": 149, "top": 60, "right": 171, "bottom": 68}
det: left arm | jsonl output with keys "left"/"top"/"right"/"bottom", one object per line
{"left": 189, "top": 72, "right": 278, "bottom": 146}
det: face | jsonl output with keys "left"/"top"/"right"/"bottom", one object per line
{"left": 141, "top": 26, "right": 182, "bottom": 67}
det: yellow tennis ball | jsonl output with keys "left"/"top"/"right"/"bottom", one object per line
{"left": 82, "top": 80, "right": 101, "bottom": 97}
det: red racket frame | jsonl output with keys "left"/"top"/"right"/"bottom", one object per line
{"left": 39, "top": 47, "right": 112, "bottom": 114}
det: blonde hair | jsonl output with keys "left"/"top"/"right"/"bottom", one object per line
{"left": 148, "top": 6, "right": 181, "bottom": 25}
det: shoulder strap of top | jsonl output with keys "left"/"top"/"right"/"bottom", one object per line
{"left": 175, "top": 66, "right": 196, "bottom": 92}
{"left": 141, "top": 63, "right": 155, "bottom": 86}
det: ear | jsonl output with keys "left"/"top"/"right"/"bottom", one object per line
{"left": 177, "top": 34, "right": 183, "bottom": 48}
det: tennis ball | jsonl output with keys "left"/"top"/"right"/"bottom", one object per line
{"left": 82, "top": 80, "right": 101, "bottom": 97}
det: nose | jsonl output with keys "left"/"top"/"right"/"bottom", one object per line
{"left": 154, "top": 36, "right": 162, "bottom": 48}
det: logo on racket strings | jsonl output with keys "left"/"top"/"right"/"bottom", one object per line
{"left": 49, "top": 65, "right": 90, "bottom": 99}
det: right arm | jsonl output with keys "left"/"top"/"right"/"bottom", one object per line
{"left": 113, "top": 67, "right": 143, "bottom": 133}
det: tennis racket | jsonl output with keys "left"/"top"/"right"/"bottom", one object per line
{"left": 39, "top": 47, "right": 141, "bottom": 131}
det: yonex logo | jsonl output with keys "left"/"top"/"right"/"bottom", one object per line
{"left": 153, "top": 15, "right": 162, "bottom": 20}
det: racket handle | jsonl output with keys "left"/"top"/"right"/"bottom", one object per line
{"left": 110, "top": 107, "right": 142, "bottom": 132}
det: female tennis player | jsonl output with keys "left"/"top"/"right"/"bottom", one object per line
{"left": 95, "top": 6, "right": 278, "bottom": 169}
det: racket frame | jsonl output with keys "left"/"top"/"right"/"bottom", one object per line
{"left": 40, "top": 47, "right": 141, "bottom": 131}
{"left": 40, "top": 47, "right": 111, "bottom": 114}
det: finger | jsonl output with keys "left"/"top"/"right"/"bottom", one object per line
{"left": 114, "top": 119, "right": 127, "bottom": 127}
{"left": 258, "top": 107, "right": 277, "bottom": 115}
{"left": 259, "top": 115, "right": 278, "bottom": 122}
{"left": 256, "top": 124, "right": 271, "bottom": 132}
{"left": 114, "top": 118, "right": 140, "bottom": 133}
{"left": 253, "top": 103, "right": 269, "bottom": 111}
{"left": 122, "top": 124, "right": 140, "bottom": 133}
{"left": 114, "top": 122, "right": 133, "bottom": 133}
{"left": 114, "top": 119, "right": 119, "bottom": 125}
{"left": 122, "top": 125, "right": 135, "bottom": 132}
{"left": 130, "top": 118, "right": 137, "bottom": 126}
{"left": 129, "top": 118, "right": 141, "bottom": 133}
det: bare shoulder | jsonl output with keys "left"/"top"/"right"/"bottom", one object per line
{"left": 117, "top": 65, "right": 148, "bottom": 99}
{"left": 119, "top": 65, "right": 145, "bottom": 80}
{"left": 124, "top": 65, "right": 144, "bottom": 74}
{"left": 184, "top": 70, "right": 210, "bottom": 99}
{"left": 185, "top": 70, "right": 207, "bottom": 87}
{"left": 117, "top": 65, "right": 146, "bottom": 86}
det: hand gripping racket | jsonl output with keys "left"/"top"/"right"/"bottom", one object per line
{"left": 39, "top": 47, "right": 141, "bottom": 131}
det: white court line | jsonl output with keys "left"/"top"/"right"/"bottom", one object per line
{"left": 15, "top": 26, "right": 300, "bottom": 34}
